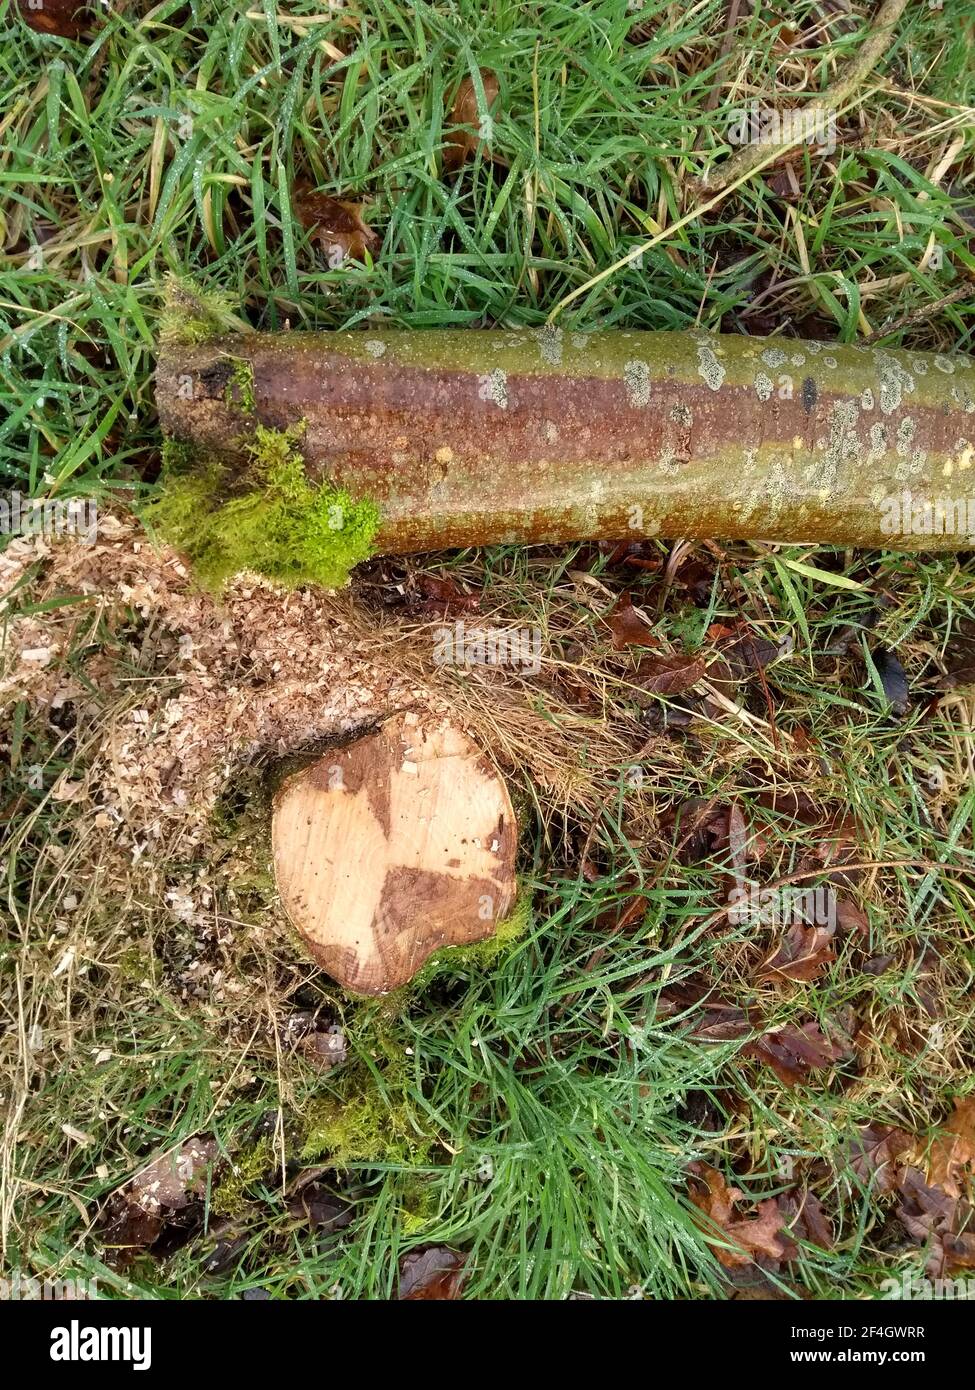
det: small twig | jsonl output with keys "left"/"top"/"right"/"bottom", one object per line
{"left": 871, "top": 283, "right": 973, "bottom": 340}
{"left": 696, "top": 0, "right": 910, "bottom": 192}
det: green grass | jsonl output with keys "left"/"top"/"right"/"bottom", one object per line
{"left": 2, "top": 0, "right": 975, "bottom": 1301}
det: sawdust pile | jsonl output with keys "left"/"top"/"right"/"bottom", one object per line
{"left": 1, "top": 518, "right": 639, "bottom": 902}
{"left": 1, "top": 518, "right": 443, "bottom": 858}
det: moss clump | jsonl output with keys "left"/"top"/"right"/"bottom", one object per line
{"left": 301, "top": 1090, "right": 430, "bottom": 1168}
{"left": 158, "top": 274, "right": 249, "bottom": 345}
{"left": 145, "top": 424, "right": 380, "bottom": 591}
{"left": 211, "top": 1137, "right": 275, "bottom": 1217}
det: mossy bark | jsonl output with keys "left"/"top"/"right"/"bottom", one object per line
{"left": 156, "top": 329, "right": 975, "bottom": 552}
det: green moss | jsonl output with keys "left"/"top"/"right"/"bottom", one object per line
{"left": 301, "top": 1089, "right": 430, "bottom": 1168}
{"left": 145, "top": 424, "right": 380, "bottom": 591}
{"left": 158, "top": 274, "right": 249, "bottom": 345}
{"left": 211, "top": 1137, "right": 275, "bottom": 1216}
{"left": 224, "top": 357, "right": 256, "bottom": 413}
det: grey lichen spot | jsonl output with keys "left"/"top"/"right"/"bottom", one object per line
{"left": 823, "top": 356, "right": 838, "bottom": 370}
{"left": 791, "top": 352, "right": 806, "bottom": 367}
{"left": 478, "top": 368, "right": 509, "bottom": 409}
{"left": 875, "top": 352, "right": 915, "bottom": 416}
{"left": 805, "top": 341, "right": 823, "bottom": 355}
{"left": 813, "top": 399, "right": 862, "bottom": 492}
{"left": 755, "top": 372, "right": 774, "bottom": 402}
{"left": 910, "top": 448, "right": 928, "bottom": 471}
{"left": 656, "top": 448, "right": 681, "bottom": 477}
{"left": 670, "top": 403, "right": 693, "bottom": 427}
{"left": 935, "top": 355, "right": 957, "bottom": 375}
{"left": 912, "top": 359, "right": 929, "bottom": 377}
{"left": 571, "top": 333, "right": 590, "bottom": 351}
{"left": 860, "top": 388, "right": 875, "bottom": 411}
{"left": 896, "top": 417, "right": 916, "bottom": 458}
{"left": 624, "top": 359, "right": 652, "bottom": 408}
{"left": 761, "top": 347, "right": 787, "bottom": 370}
{"left": 535, "top": 324, "right": 564, "bottom": 366}
{"left": 697, "top": 341, "right": 726, "bottom": 391}
{"left": 364, "top": 339, "right": 387, "bottom": 358}
{"left": 869, "top": 422, "right": 888, "bottom": 459}
{"left": 542, "top": 419, "right": 559, "bottom": 444}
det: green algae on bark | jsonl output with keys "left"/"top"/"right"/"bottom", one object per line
{"left": 156, "top": 328, "right": 975, "bottom": 552}
{"left": 143, "top": 424, "right": 379, "bottom": 591}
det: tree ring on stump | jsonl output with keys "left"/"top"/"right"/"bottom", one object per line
{"left": 272, "top": 712, "right": 518, "bottom": 994}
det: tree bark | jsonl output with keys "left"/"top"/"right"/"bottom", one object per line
{"left": 156, "top": 328, "right": 975, "bottom": 551}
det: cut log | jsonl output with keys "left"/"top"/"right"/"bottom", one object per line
{"left": 156, "top": 328, "right": 975, "bottom": 552}
{"left": 271, "top": 713, "right": 517, "bottom": 994}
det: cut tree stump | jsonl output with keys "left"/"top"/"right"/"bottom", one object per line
{"left": 272, "top": 712, "right": 517, "bottom": 994}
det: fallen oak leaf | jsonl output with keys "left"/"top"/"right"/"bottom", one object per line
{"left": 286, "top": 1182, "right": 353, "bottom": 1234}
{"left": 656, "top": 980, "right": 754, "bottom": 1043}
{"left": 442, "top": 68, "right": 500, "bottom": 174}
{"left": 412, "top": 571, "right": 481, "bottom": 616}
{"left": 687, "top": 1163, "right": 790, "bottom": 1268}
{"left": 16, "top": 0, "right": 92, "bottom": 37}
{"left": 634, "top": 651, "right": 706, "bottom": 697}
{"left": 745, "top": 1020, "right": 846, "bottom": 1087}
{"left": 398, "top": 1245, "right": 467, "bottom": 1299}
{"left": 833, "top": 895, "right": 869, "bottom": 935}
{"left": 896, "top": 1167, "right": 975, "bottom": 1277}
{"left": 848, "top": 1123, "right": 914, "bottom": 1194}
{"left": 757, "top": 920, "right": 836, "bottom": 983}
{"left": 785, "top": 1189, "right": 834, "bottom": 1251}
{"left": 293, "top": 185, "right": 379, "bottom": 267}
{"left": 926, "top": 1097, "right": 975, "bottom": 1199}
{"left": 720, "top": 628, "right": 792, "bottom": 678}
{"left": 605, "top": 590, "right": 658, "bottom": 649}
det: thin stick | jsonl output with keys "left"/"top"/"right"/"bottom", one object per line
{"left": 697, "top": 0, "right": 911, "bottom": 192}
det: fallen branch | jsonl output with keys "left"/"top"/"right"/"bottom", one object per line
{"left": 155, "top": 326, "right": 975, "bottom": 567}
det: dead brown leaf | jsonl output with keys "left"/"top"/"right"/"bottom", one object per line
{"left": 746, "top": 1020, "right": 846, "bottom": 1087}
{"left": 442, "top": 69, "right": 500, "bottom": 174}
{"left": 757, "top": 921, "right": 836, "bottom": 983}
{"left": 688, "top": 1163, "right": 791, "bottom": 1268}
{"left": 412, "top": 572, "right": 481, "bottom": 616}
{"left": 897, "top": 1167, "right": 975, "bottom": 1277}
{"left": 398, "top": 1246, "right": 467, "bottom": 1299}
{"left": 17, "top": 0, "right": 92, "bottom": 37}
{"left": 927, "top": 1098, "right": 975, "bottom": 1198}
{"left": 293, "top": 186, "right": 379, "bottom": 266}
{"left": 605, "top": 591, "right": 658, "bottom": 649}
{"left": 849, "top": 1123, "right": 914, "bottom": 1194}
{"left": 634, "top": 652, "right": 706, "bottom": 697}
